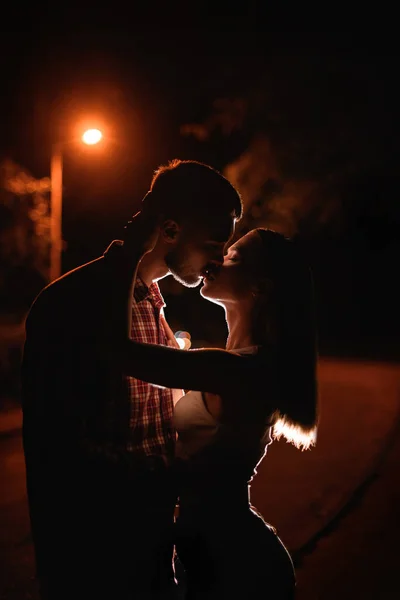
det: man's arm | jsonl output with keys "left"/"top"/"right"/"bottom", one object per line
{"left": 21, "top": 296, "right": 169, "bottom": 480}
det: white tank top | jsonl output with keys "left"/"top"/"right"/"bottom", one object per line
{"left": 173, "top": 346, "right": 272, "bottom": 461}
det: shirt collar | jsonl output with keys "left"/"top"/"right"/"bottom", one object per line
{"left": 103, "top": 240, "right": 165, "bottom": 309}
{"left": 134, "top": 277, "right": 165, "bottom": 309}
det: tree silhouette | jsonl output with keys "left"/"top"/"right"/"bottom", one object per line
{"left": 0, "top": 159, "right": 50, "bottom": 313}
{"left": 180, "top": 50, "right": 400, "bottom": 356}
{"left": 181, "top": 52, "right": 398, "bottom": 242}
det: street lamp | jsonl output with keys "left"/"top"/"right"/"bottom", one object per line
{"left": 82, "top": 128, "right": 102, "bottom": 145}
{"left": 49, "top": 129, "right": 103, "bottom": 282}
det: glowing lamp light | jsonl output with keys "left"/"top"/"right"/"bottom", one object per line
{"left": 82, "top": 129, "right": 103, "bottom": 145}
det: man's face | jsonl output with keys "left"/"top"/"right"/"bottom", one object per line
{"left": 165, "top": 215, "right": 236, "bottom": 288}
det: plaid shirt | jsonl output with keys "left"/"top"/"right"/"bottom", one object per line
{"left": 126, "top": 276, "right": 176, "bottom": 461}
{"left": 103, "top": 241, "right": 176, "bottom": 462}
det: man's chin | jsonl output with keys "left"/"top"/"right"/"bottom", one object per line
{"left": 170, "top": 271, "right": 202, "bottom": 288}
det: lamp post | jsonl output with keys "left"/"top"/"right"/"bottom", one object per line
{"left": 49, "top": 142, "right": 63, "bottom": 283}
{"left": 49, "top": 129, "right": 103, "bottom": 282}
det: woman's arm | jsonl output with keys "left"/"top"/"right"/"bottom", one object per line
{"left": 120, "top": 340, "right": 259, "bottom": 395}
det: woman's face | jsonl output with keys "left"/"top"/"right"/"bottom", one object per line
{"left": 200, "top": 230, "right": 263, "bottom": 305}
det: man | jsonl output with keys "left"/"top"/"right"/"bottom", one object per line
{"left": 21, "top": 159, "right": 242, "bottom": 599}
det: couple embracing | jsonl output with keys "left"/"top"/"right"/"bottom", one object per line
{"left": 22, "top": 159, "right": 318, "bottom": 599}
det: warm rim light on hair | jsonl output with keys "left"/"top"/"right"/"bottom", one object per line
{"left": 82, "top": 129, "right": 103, "bottom": 145}
{"left": 272, "top": 417, "right": 317, "bottom": 451}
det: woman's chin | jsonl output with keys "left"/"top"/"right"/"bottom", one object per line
{"left": 200, "top": 280, "right": 215, "bottom": 299}
{"left": 200, "top": 279, "right": 227, "bottom": 305}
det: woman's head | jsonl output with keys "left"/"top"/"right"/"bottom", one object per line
{"left": 201, "top": 227, "right": 319, "bottom": 450}
{"left": 200, "top": 229, "right": 266, "bottom": 306}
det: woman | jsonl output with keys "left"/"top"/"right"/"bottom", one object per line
{"left": 117, "top": 213, "right": 319, "bottom": 599}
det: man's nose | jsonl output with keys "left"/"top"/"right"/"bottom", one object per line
{"left": 212, "top": 246, "right": 225, "bottom": 265}
{"left": 209, "top": 260, "right": 223, "bottom": 272}
{"left": 211, "top": 256, "right": 224, "bottom": 269}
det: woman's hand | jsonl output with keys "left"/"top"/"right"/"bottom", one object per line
{"left": 122, "top": 210, "right": 162, "bottom": 257}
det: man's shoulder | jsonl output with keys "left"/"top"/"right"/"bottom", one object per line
{"left": 27, "top": 255, "right": 107, "bottom": 322}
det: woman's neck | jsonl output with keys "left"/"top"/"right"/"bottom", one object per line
{"left": 225, "top": 303, "right": 257, "bottom": 351}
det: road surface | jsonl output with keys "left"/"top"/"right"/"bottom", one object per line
{"left": 1, "top": 359, "right": 399, "bottom": 598}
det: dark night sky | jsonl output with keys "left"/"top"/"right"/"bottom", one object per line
{"left": 1, "top": 28, "right": 267, "bottom": 251}
{"left": 1, "top": 27, "right": 399, "bottom": 354}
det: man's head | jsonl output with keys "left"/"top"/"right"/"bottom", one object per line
{"left": 140, "top": 159, "right": 243, "bottom": 287}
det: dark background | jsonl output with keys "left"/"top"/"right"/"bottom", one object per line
{"left": 1, "top": 27, "right": 399, "bottom": 383}
{"left": 1, "top": 27, "right": 400, "bottom": 600}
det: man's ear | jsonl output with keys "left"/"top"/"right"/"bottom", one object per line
{"left": 161, "top": 220, "right": 180, "bottom": 244}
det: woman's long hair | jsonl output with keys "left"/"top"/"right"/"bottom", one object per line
{"left": 255, "top": 229, "right": 319, "bottom": 450}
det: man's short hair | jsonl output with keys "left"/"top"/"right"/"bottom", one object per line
{"left": 143, "top": 159, "right": 243, "bottom": 223}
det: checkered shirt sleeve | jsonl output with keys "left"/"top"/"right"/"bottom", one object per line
{"left": 126, "top": 277, "right": 175, "bottom": 460}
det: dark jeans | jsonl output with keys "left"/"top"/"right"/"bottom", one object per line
{"left": 35, "top": 492, "right": 178, "bottom": 600}
{"left": 174, "top": 505, "right": 296, "bottom": 599}
{"left": 39, "top": 577, "right": 180, "bottom": 600}
{"left": 38, "top": 552, "right": 187, "bottom": 600}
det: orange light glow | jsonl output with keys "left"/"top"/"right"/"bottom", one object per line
{"left": 82, "top": 129, "right": 103, "bottom": 145}
{"left": 176, "top": 338, "right": 186, "bottom": 349}
{"left": 174, "top": 331, "right": 192, "bottom": 350}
